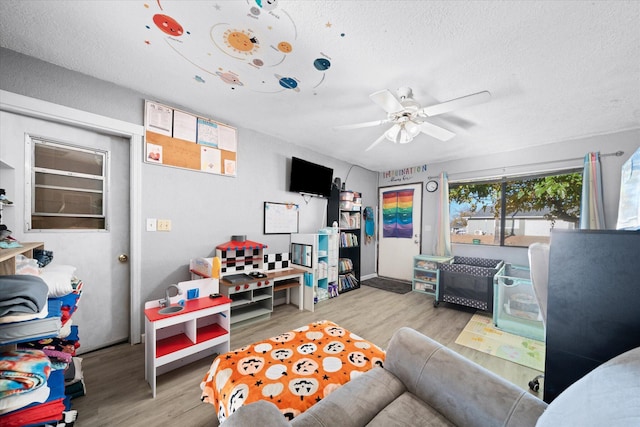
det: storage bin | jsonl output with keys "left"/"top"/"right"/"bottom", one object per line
{"left": 340, "top": 191, "right": 354, "bottom": 201}
{"left": 339, "top": 200, "right": 354, "bottom": 210}
{"left": 493, "top": 264, "right": 544, "bottom": 341}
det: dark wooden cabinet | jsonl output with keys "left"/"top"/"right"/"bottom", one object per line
{"left": 544, "top": 229, "right": 640, "bottom": 403}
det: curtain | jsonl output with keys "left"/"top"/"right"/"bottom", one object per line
{"left": 580, "top": 152, "right": 606, "bottom": 229}
{"left": 435, "top": 172, "right": 452, "bottom": 256}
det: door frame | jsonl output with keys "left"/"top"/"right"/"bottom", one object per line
{"left": 1, "top": 90, "right": 144, "bottom": 345}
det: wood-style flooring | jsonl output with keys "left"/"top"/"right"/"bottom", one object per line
{"left": 71, "top": 285, "right": 543, "bottom": 426}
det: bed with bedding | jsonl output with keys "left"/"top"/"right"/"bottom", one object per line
{"left": 200, "top": 320, "right": 385, "bottom": 424}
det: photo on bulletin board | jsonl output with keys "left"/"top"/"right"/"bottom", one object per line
{"left": 264, "top": 202, "right": 299, "bottom": 234}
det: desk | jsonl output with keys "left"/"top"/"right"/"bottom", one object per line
{"left": 269, "top": 268, "right": 306, "bottom": 310}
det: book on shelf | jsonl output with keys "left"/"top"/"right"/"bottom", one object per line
{"left": 340, "top": 232, "right": 359, "bottom": 247}
{"left": 340, "top": 212, "right": 361, "bottom": 229}
{"left": 351, "top": 213, "right": 361, "bottom": 228}
{"left": 338, "top": 258, "right": 353, "bottom": 274}
{"left": 338, "top": 272, "right": 359, "bottom": 292}
{"left": 340, "top": 212, "right": 350, "bottom": 228}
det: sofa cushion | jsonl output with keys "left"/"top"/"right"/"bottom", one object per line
{"left": 292, "top": 367, "right": 406, "bottom": 427}
{"left": 367, "top": 392, "right": 454, "bottom": 426}
{"left": 536, "top": 345, "right": 640, "bottom": 427}
{"left": 385, "top": 328, "right": 546, "bottom": 427}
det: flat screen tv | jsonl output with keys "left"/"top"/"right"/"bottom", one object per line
{"left": 289, "top": 157, "right": 334, "bottom": 198}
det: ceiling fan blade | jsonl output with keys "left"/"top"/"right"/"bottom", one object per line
{"left": 365, "top": 133, "right": 389, "bottom": 151}
{"left": 420, "top": 90, "right": 491, "bottom": 117}
{"left": 369, "top": 89, "right": 404, "bottom": 114}
{"left": 418, "top": 122, "right": 456, "bottom": 141}
{"left": 333, "top": 119, "right": 389, "bottom": 131}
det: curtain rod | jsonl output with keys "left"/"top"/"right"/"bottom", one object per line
{"left": 427, "top": 150, "right": 624, "bottom": 180}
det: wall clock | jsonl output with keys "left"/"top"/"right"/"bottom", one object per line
{"left": 426, "top": 180, "right": 438, "bottom": 192}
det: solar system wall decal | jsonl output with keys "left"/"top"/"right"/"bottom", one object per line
{"left": 144, "top": 0, "right": 337, "bottom": 93}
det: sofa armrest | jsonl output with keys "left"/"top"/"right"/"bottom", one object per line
{"left": 223, "top": 400, "right": 290, "bottom": 427}
{"left": 385, "top": 327, "right": 546, "bottom": 427}
{"left": 292, "top": 367, "right": 406, "bottom": 427}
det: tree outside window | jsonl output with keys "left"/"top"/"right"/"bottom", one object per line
{"left": 449, "top": 170, "right": 582, "bottom": 247}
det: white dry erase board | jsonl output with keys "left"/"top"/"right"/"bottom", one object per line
{"left": 264, "top": 202, "right": 299, "bottom": 234}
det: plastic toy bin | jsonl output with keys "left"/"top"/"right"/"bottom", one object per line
{"left": 493, "top": 264, "right": 545, "bottom": 341}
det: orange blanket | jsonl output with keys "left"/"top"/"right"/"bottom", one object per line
{"left": 201, "top": 320, "right": 385, "bottom": 423}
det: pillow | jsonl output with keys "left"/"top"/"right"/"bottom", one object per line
{"left": 42, "top": 264, "right": 77, "bottom": 277}
{"left": 39, "top": 269, "right": 74, "bottom": 297}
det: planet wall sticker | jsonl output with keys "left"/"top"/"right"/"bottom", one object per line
{"left": 144, "top": 0, "right": 336, "bottom": 93}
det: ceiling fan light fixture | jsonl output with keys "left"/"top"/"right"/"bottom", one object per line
{"left": 385, "top": 124, "right": 401, "bottom": 143}
{"left": 404, "top": 120, "right": 421, "bottom": 138}
{"left": 398, "top": 126, "right": 413, "bottom": 144}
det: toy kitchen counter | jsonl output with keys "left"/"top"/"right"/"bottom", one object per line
{"left": 219, "top": 268, "right": 308, "bottom": 327}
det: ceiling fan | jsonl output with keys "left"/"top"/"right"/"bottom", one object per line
{"left": 334, "top": 87, "right": 491, "bottom": 151}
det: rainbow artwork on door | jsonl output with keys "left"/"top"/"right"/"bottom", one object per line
{"left": 382, "top": 189, "right": 414, "bottom": 238}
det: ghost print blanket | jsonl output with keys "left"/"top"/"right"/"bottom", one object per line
{"left": 200, "top": 320, "right": 385, "bottom": 424}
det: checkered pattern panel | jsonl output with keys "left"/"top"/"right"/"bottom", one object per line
{"left": 439, "top": 262, "right": 499, "bottom": 277}
{"left": 217, "top": 248, "right": 263, "bottom": 274}
{"left": 452, "top": 256, "right": 502, "bottom": 269}
{"left": 442, "top": 295, "right": 488, "bottom": 311}
{"left": 264, "top": 252, "right": 290, "bottom": 271}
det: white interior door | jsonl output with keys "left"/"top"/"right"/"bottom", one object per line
{"left": 1, "top": 111, "right": 130, "bottom": 353}
{"left": 377, "top": 183, "right": 422, "bottom": 281}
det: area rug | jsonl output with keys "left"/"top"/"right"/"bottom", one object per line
{"left": 361, "top": 277, "right": 412, "bottom": 294}
{"left": 455, "top": 313, "right": 545, "bottom": 371}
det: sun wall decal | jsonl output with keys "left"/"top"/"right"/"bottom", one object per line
{"left": 223, "top": 29, "right": 259, "bottom": 55}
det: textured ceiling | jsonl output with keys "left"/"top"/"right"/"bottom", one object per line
{"left": 1, "top": 1, "right": 639, "bottom": 171}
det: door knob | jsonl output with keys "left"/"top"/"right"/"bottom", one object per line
{"left": 118, "top": 254, "right": 129, "bottom": 262}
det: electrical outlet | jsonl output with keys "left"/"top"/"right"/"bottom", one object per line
{"left": 146, "top": 218, "right": 157, "bottom": 232}
{"left": 157, "top": 219, "right": 171, "bottom": 232}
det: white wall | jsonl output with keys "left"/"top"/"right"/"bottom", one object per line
{"left": 379, "top": 130, "right": 640, "bottom": 266}
{"left": 0, "top": 48, "right": 378, "bottom": 335}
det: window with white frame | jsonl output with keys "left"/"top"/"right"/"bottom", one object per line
{"left": 449, "top": 169, "right": 583, "bottom": 247}
{"left": 26, "top": 136, "right": 108, "bottom": 230}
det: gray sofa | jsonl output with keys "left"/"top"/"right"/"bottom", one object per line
{"left": 223, "top": 327, "right": 640, "bottom": 426}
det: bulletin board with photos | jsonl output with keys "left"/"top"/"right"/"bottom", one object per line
{"left": 144, "top": 100, "right": 237, "bottom": 176}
